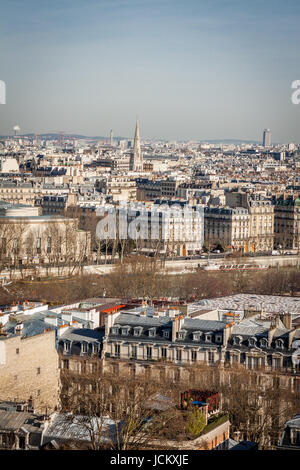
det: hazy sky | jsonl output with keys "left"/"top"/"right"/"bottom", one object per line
{"left": 1, "top": 0, "right": 300, "bottom": 142}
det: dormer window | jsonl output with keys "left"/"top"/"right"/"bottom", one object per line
{"left": 63, "top": 341, "right": 71, "bottom": 354}
{"left": 163, "top": 330, "right": 170, "bottom": 339}
{"left": 193, "top": 331, "right": 201, "bottom": 341}
{"left": 275, "top": 339, "right": 284, "bottom": 349}
{"left": 178, "top": 329, "right": 187, "bottom": 340}
{"left": 81, "top": 342, "right": 88, "bottom": 355}
{"left": 234, "top": 336, "right": 241, "bottom": 346}
{"left": 121, "top": 326, "right": 130, "bottom": 336}
{"left": 134, "top": 326, "right": 143, "bottom": 337}
{"left": 112, "top": 324, "right": 121, "bottom": 335}
{"left": 205, "top": 332, "right": 212, "bottom": 342}
{"left": 260, "top": 338, "right": 268, "bottom": 348}
{"left": 248, "top": 337, "right": 257, "bottom": 347}
{"left": 149, "top": 327, "right": 156, "bottom": 337}
{"left": 215, "top": 334, "right": 223, "bottom": 344}
{"left": 92, "top": 342, "right": 99, "bottom": 354}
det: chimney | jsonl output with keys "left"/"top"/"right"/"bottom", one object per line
{"left": 268, "top": 324, "right": 276, "bottom": 347}
{"left": 172, "top": 316, "right": 179, "bottom": 342}
{"left": 172, "top": 315, "right": 184, "bottom": 342}
{"left": 288, "top": 325, "right": 300, "bottom": 349}
{"left": 281, "top": 313, "right": 292, "bottom": 330}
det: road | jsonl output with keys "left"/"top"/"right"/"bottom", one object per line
{"left": 1, "top": 254, "right": 299, "bottom": 281}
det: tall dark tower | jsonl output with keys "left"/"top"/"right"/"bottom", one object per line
{"left": 263, "top": 129, "right": 271, "bottom": 147}
{"left": 130, "top": 119, "right": 143, "bottom": 171}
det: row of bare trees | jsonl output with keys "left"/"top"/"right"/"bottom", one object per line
{"left": 0, "top": 219, "right": 90, "bottom": 281}
{"left": 1, "top": 256, "right": 300, "bottom": 306}
{"left": 59, "top": 359, "right": 300, "bottom": 450}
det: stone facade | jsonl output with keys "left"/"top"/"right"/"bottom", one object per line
{"left": 0, "top": 329, "right": 59, "bottom": 413}
{"left": 274, "top": 195, "right": 300, "bottom": 251}
{"left": 204, "top": 206, "right": 250, "bottom": 251}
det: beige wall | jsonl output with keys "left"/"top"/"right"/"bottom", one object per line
{"left": 0, "top": 330, "right": 59, "bottom": 413}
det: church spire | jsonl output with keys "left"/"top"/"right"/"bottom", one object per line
{"left": 131, "top": 119, "right": 143, "bottom": 171}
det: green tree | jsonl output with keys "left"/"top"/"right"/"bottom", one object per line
{"left": 185, "top": 409, "right": 206, "bottom": 438}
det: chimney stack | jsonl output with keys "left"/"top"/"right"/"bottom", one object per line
{"left": 281, "top": 313, "right": 292, "bottom": 330}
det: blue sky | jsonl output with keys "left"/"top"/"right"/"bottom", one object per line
{"left": 1, "top": 0, "right": 300, "bottom": 142}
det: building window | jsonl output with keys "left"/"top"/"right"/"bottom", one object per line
{"left": 37, "top": 367, "right": 41, "bottom": 375}
{"left": 274, "top": 358, "right": 281, "bottom": 369}
{"left": 63, "top": 359, "right": 69, "bottom": 370}
{"left": 114, "top": 344, "right": 120, "bottom": 357}
{"left": 205, "top": 334, "right": 212, "bottom": 342}
{"left": 208, "top": 351, "right": 215, "bottom": 363}
{"left": 192, "top": 332, "right": 201, "bottom": 341}
{"left": 36, "top": 237, "right": 41, "bottom": 254}
{"left": 178, "top": 330, "right": 186, "bottom": 340}
{"left": 131, "top": 346, "right": 137, "bottom": 358}
{"left": 81, "top": 342, "right": 88, "bottom": 354}
{"left": 64, "top": 342, "right": 71, "bottom": 354}
{"left": 16, "top": 348, "right": 19, "bottom": 355}
{"left": 161, "top": 347, "right": 167, "bottom": 359}
{"left": 275, "top": 339, "right": 284, "bottom": 349}
{"left": 232, "top": 354, "right": 239, "bottom": 363}
{"left": 47, "top": 237, "right": 51, "bottom": 254}
{"left": 191, "top": 350, "right": 197, "bottom": 362}
{"left": 176, "top": 349, "right": 182, "bottom": 362}
{"left": 260, "top": 339, "right": 268, "bottom": 348}
{"left": 252, "top": 357, "right": 259, "bottom": 369}
{"left": 147, "top": 346, "right": 152, "bottom": 360}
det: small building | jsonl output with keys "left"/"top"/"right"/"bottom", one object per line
{"left": 277, "top": 414, "right": 300, "bottom": 450}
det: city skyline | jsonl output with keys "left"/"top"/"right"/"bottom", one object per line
{"left": 1, "top": 0, "right": 300, "bottom": 142}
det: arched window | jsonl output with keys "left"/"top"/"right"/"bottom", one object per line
{"left": 248, "top": 337, "right": 257, "bottom": 347}
{"left": 260, "top": 338, "right": 268, "bottom": 348}
{"left": 275, "top": 339, "right": 284, "bottom": 349}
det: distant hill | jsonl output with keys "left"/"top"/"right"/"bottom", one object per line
{"left": 0, "top": 133, "right": 130, "bottom": 140}
{"left": 0, "top": 134, "right": 278, "bottom": 145}
{"left": 200, "top": 139, "right": 262, "bottom": 145}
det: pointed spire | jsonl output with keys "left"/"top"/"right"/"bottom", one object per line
{"left": 131, "top": 118, "right": 143, "bottom": 171}
{"left": 133, "top": 119, "right": 140, "bottom": 152}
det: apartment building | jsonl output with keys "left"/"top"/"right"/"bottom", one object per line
{"left": 102, "top": 304, "right": 300, "bottom": 376}
{"left": 0, "top": 321, "right": 59, "bottom": 414}
{"left": 96, "top": 177, "right": 137, "bottom": 202}
{"left": 0, "top": 182, "right": 39, "bottom": 206}
{"left": 225, "top": 191, "right": 274, "bottom": 252}
{"left": 273, "top": 194, "right": 300, "bottom": 251}
{"left": 204, "top": 206, "right": 250, "bottom": 251}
